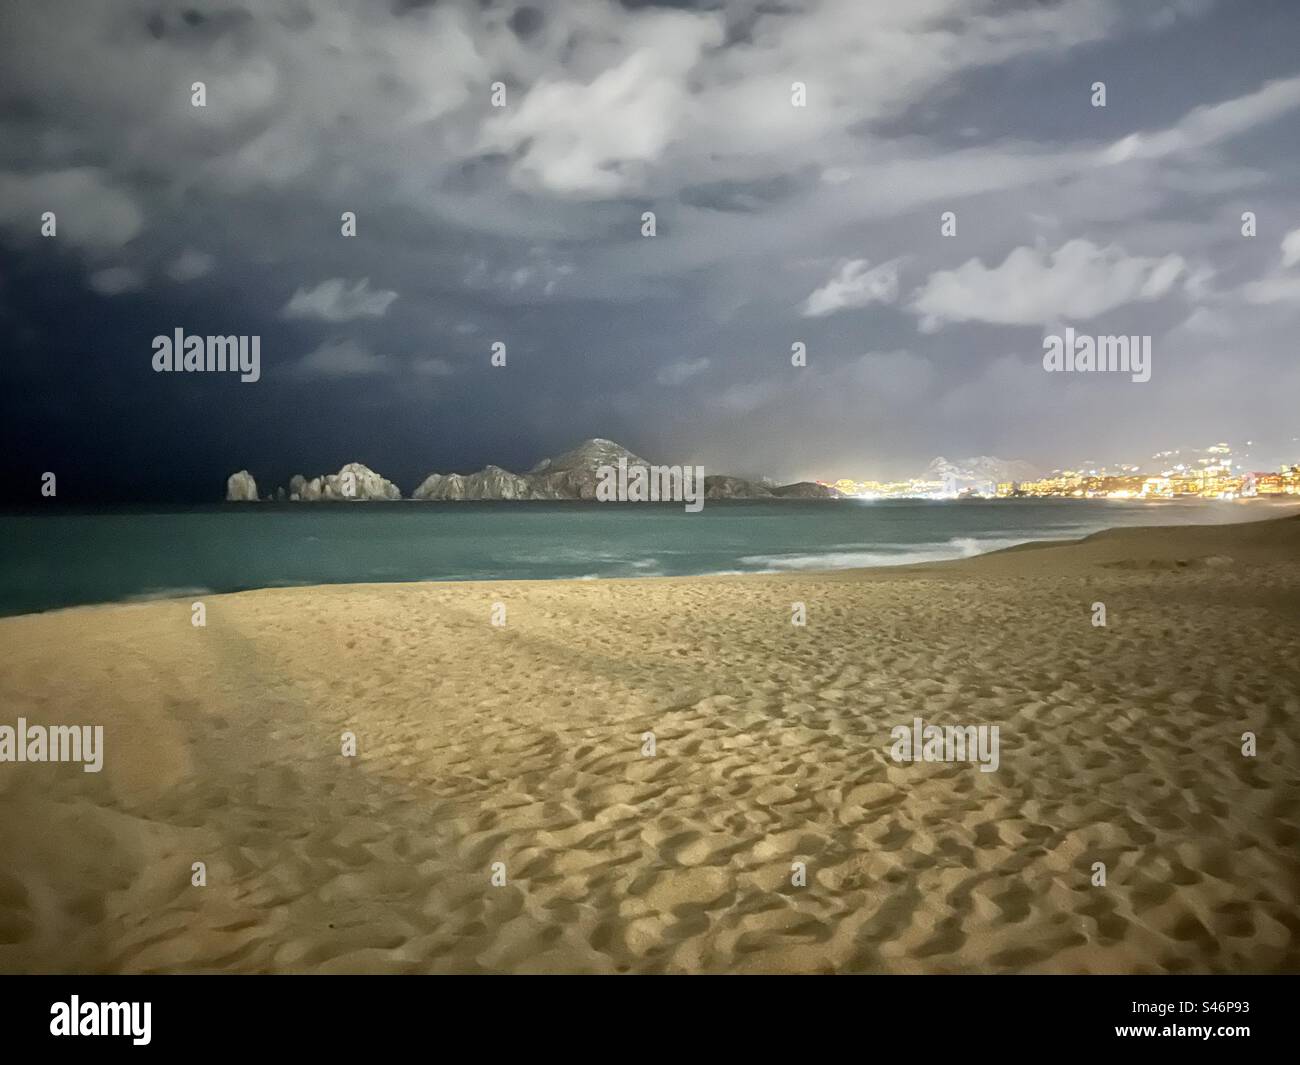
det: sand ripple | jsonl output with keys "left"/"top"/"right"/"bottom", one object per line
{"left": 0, "top": 543, "right": 1297, "bottom": 972}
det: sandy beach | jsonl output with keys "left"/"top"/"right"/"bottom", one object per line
{"left": 0, "top": 512, "right": 1297, "bottom": 974}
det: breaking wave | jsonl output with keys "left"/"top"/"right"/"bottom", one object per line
{"left": 736, "top": 536, "right": 1033, "bottom": 571}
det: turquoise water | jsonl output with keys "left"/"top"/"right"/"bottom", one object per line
{"left": 0, "top": 498, "right": 1280, "bottom": 617}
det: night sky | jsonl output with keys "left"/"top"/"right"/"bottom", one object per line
{"left": 2, "top": 0, "right": 1299, "bottom": 502}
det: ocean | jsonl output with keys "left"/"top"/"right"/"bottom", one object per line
{"left": 0, "top": 498, "right": 1283, "bottom": 617}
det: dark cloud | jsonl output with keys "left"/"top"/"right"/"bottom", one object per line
{"left": 509, "top": 6, "right": 544, "bottom": 37}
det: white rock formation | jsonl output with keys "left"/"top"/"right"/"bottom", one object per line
{"left": 284, "top": 463, "right": 399, "bottom": 501}
{"left": 412, "top": 439, "right": 839, "bottom": 501}
{"left": 225, "top": 470, "right": 258, "bottom": 501}
{"left": 413, "top": 465, "right": 532, "bottom": 500}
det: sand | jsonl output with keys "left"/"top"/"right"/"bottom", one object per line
{"left": 0, "top": 512, "right": 1297, "bottom": 974}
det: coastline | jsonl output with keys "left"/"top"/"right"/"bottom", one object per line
{"left": 0, "top": 512, "right": 1296, "bottom": 972}
{"left": 1, "top": 499, "right": 1296, "bottom": 620}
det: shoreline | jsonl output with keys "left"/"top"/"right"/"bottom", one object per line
{"left": 1, "top": 507, "right": 1297, "bottom": 622}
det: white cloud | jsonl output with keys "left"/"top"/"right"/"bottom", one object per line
{"left": 1281, "top": 227, "right": 1300, "bottom": 269}
{"left": 165, "top": 249, "right": 214, "bottom": 282}
{"left": 1172, "top": 306, "right": 1235, "bottom": 337}
{"left": 1231, "top": 227, "right": 1300, "bottom": 307}
{"left": 297, "top": 339, "right": 394, "bottom": 377}
{"left": 719, "top": 377, "right": 786, "bottom": 415}
{"left": 1100, "top": 76, "right": 1300, "bottom": 164}
{"left": 1241, "top": 275, "right": 1300, "bottom": 306}
{"left": 87, "top": 265, "right": 144, "bottom": 295}
{"left": 1181, "top": 265, "right": 1216, "bottom": 301}
{"left": 0, "top": 168, "right": 142, "bottom": 249}
{"left": 282, "top": 278, "right": 398, "bottom": 322}
{"left": 478, "top": 13, "right": 722, "bottom": 196}
{"left": 801, "top": 259, "right": 901, "bottom": 318}
{"left": 909, "top": 239, "right": 1185, "bottom": 330}
{"left": 656, "top": 358, "right": 710, "bottom": 387}
{"left": 412, "top": 356, "right": 455, "bottom": 377}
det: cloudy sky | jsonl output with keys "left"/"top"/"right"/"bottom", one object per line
{"left": 2, "top": 0, "right": 1298, "bottom": 501}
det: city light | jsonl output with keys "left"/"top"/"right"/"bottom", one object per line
{"left": 821, "top": 443, "right": 1300, "bottom": 501}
